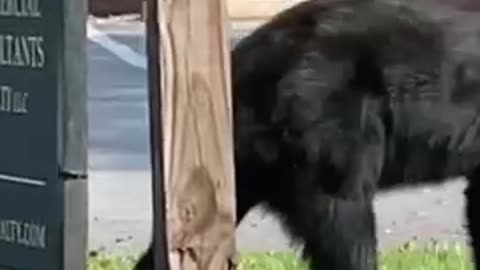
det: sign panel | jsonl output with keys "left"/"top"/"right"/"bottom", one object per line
{"left": 0, "top": 0, "right": 87, "bottom": 269}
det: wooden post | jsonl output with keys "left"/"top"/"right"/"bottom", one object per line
{"left": 147, "top": 0, "right": 237, "bottom": 268}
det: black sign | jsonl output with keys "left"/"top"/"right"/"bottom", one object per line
{"left": 0, "top": 0, "right": 88, "bottom": 269}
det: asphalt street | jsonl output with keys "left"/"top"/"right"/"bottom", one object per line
{"left": 86, "top": 14, "right": 477, "bottom": 256}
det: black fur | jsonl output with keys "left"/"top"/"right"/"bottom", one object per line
{"left": 135, "top": 0, "right": 480, "bottom": 269}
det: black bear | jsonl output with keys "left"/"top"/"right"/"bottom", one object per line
{"left": 135, "top": 0, "right": 480, "bottom": 269}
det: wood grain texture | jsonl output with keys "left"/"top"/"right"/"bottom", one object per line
{"left": 157, "top": 0, "right": 237, "bottom": 269}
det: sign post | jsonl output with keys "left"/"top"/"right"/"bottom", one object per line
{"left": 0, "top": 0, "right": 88, "bottom": 269}
{"left": 147, "top": 0, "right": 237, "bottom": 268}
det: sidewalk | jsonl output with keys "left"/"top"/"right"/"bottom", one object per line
{"left": 88, "top": 170, "right": 152, "bottom": 256}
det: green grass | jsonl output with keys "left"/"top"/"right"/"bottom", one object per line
{"left": 87, "top": 241, "right": 474, "bottom": 270}
{"left": 378, "top": 241, "right": 473, "bottom": 270}
{"left": 88, "top": 252, "right": 138, "bottom": 270}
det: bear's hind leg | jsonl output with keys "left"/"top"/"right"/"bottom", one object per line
{"left": 282, "top": 190, "right": 378, "bottom": 270}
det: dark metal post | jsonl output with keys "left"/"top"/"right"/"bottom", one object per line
{"left": 146, "top": 0, "right": 170, "bottom": 269}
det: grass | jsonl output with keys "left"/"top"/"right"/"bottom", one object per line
{"left": 87, "top": 240, "right": 474, "bottom": 270}
{"left": 378, "top": 241, "right": 473, "bottom": 270}
{"left": 88, "top": 252, "right": 138, "bottom": 270}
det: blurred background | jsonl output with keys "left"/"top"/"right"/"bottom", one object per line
{"left": 88, "top": 0, "right": 480, "bottom": 18}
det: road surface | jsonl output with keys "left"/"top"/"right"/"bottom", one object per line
{"left": 86, "top": 12, "right": 479, "bottom": 256}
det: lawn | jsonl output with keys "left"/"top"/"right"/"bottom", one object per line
{"left": 87, "top": 240, "right": 474, "bottom": 270}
